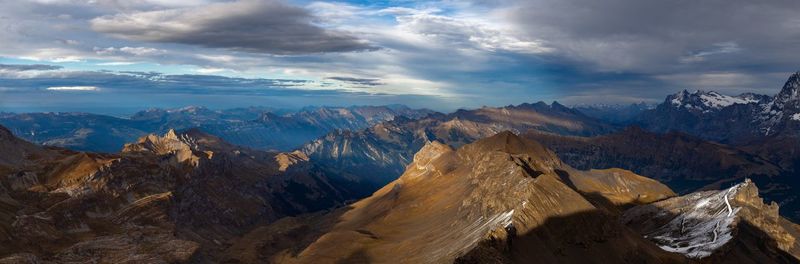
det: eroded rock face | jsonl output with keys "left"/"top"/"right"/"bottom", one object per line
{"left": 51, "top": 228, "right": 199, "bottom": 264}
{"left": 623, "top": 179, "right": 800, "bottom": 262}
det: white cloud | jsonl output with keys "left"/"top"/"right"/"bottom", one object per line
{"left": 96, "top": 61, "right": 140, "bottom": 66}
{"left": 94, "top": 46, "right": 166, "bottom": 56}
{"left": 17, "top": 48, "right": 86, "bottom": 63}
{"left": 656, "top": 72, "right": 757, "bottom": 89}
{"left": 680, "top": 42, "right": 742, "bottom": 63}
{"left": 393, "top": 11, "right": 551, "bottom": 54}
{"left": 46, "top": 86, "right": 100, "bottom": 91}
{"left": 195, "top": 68, "right": 228, "bottom": 74}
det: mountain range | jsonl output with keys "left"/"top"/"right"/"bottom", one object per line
{"left": 0, "top": 105, "right": 434, "bottom": 153}
{"left": 635, "top": 72, "right": 800, "bottom": 143}
{"left": 0, "top": 125, "right": 377, "bottom": 262}
{"left": 301, "top": 101, "right": 616, "bottom": 186}
{"left": 2, "top": 124, "right": 798, "bottom": 263}
{"left": 2, "top": 72, "right": 800, "bottom": 262}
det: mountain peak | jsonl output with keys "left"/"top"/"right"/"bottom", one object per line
{"left": 466, "top": 130, "right": 525, "bottom": 153}
{"left": 165, "top": 128, "right": 179, "bottom": 140}
{"left": 461, "top": 131, "right": 561, "bottom": 171}
{"left": 121, "top": 128, "right": 228, "bottom": 164}
{"left": 668, "top": 89, "right": 759, "bottom": 111}
{"left": 773, "top": 71, "right": 800, "bottom": 109}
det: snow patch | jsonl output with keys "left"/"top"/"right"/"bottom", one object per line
{"left": 645, "top": 184, "right": 745, "bottom": 259}
{"left": 436, "top": 209, "right": 515, "bottom": 261}
{"left": 671, "top": 90, "right": 758, "bottom": 111}
{"left": 791, "top": 113, "right": 800, "bottom": 121}
{"left": 699, "top": 92, "right": 758, "bottom": 109}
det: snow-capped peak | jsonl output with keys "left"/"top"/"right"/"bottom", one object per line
{"left": 771, "top": 71, "right": 800, "bottom": 110}
{"left": 758, "top": 72, "right": 800, "bottom": 134}
{"left": 669, "top": 90, "right": 758, "bottom": 111}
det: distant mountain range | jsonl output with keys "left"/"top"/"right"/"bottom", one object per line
{"left": 634, "top": 72, "right": 800, "bottom": 143}
{"left": 0, "top": 105, "right": 435, "bottom": 153}
{"left": 522, "top": 73, "right": 800, "bottom": 220}
{"left": 301, "top": 101, "right": 617, "bottom": 186}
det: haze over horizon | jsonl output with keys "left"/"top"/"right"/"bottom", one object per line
{"left": 1, "top": 0, "right": 800, "bottom": 114}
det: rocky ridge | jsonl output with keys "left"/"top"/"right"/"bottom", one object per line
{"left": 0, "top": 126, "right": 370, "bottom": 263}
{"left": 243, "top": 132, "right": 685, "bottom": 263}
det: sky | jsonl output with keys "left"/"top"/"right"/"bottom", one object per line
{"left": 1, "top": 0, "right": 799, "bottom": 115}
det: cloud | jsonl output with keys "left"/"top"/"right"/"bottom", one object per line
{"left": 17, "top": 48, "right": 87, "bottom": 63}
{"left": 3, "top": 0, "right": 800, "bottom": 110}
{"left": 0, "top": 64, "right": 63, "bottom": 71}
{"left": 195, "top": 68, "right": 228, "bottom": 74}
{"left": 325, "top": 76, "right": 384, "bottom": 86}
{"left": 393, "top": 10, "right": 550, "bottom": 54}
{"left": 680, "top": 42, "right": 742, "bottom": 63}
{"left": 0, "top": 69, "right": 453, "bottom": 114}
{"left": 90, "top": 0, "right": 378, "bottom": 55}
{"left": 94, "top": 46, "right": 167, "bottom": 56}
{"left": 508, "top": 0, "right": 800, "bottom": 73}
{"left": 655, "top": 72, "right": 758, "bottom": 89}
{"left": 3, "top": 70, "right": 339, "bottom": 95}
{"left": 96, "top": 61, "right": 140, "bottom": 66}
{"left": 46, "top": 86, "right": 100, "bottom": 91}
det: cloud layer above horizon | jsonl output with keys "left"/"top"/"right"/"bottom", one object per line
{"left": 1, "top": 0, "right": 799, "bottom": 114}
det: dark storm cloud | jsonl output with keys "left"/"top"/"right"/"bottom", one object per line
{"left": 0, "top": 64, "right": 63, "bottom": 71}
{"left": 510, "top": 0, "right": 800, "bottom": 73}
{"left": 482, "top": 0, "right": 800, "bottom": 102}
{"left": 325, "top": 76, "right": 384, "bottom": 86}
{"left": 90, "top": 0, "right": 378, "bottom": 55}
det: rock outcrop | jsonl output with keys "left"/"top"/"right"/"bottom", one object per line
{"left": 623, "top": 179, "right": 800, "bottom": 263}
